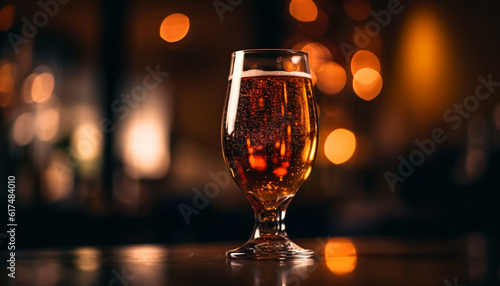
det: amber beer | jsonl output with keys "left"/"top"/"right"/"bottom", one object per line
{"left": 222, "top": 70, "right": 318, "bottom": 209}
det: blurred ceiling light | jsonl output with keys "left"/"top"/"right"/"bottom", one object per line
{"left": 465, "top": 148, "right": 486, "bottom": 180}
{"left": 0, "top": 61, "right": 15, "bottom": 93}
{"left": 298, "top": 9, "right": 329, "bottom": 36}
{"left": 13, "top": 113, "right": 35, "bottom": 146}
{"left": 36, "top": 107, "right": 59, "bottom": 141}
{"left": 353, "top": 68, "right": 382, "bottom": 101}
{"left": 325, "top": 237, "right": 357, "bottom": 275}
{"left": 123, "top": 117, "right": 170, "bottom": 179}
{"left": 494, "top": 103, "right": 500, "bottom": 130}
{"left": 324, "top": 128, "right": 356, "bottom": 164}
{"left": 31, "top": 72, "right": 54, "bottom": 103}
{"left": 72, "top": 247, "right": 101, "bottom": 272}
{"left": 160, "top": 13, "right": 190, "bottom": 43}
{"left": 0, "top": 4, "right": 15, "bottom": 32}
{"left": 317, "top": 62, "right": 347, "bottom": 94}
{"left": 300, "top": 42, "right": 332, "bottom": 73}
{"left": 343, "top": 0, "right": 371, "bottom": 21}
{"left": 71, "top": 123, "right": 102, "bottom": 161}
{"left": 350, "top": 50, "right": 380, "bottom": 75}
{"left": 289, "top": 0, "right": 318, "bottom": 22}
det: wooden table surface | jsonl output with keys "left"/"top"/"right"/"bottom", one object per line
{"left": 2, "top": 236, "right": 498, "bottom": 286}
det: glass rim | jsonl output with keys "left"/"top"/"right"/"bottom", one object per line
{"left": 232, "top": 49, "right": 307, "bottom": 56}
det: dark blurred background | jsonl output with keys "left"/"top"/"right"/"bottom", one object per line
{"left": 0, "top": 0, "right": 499, "bottom": 248}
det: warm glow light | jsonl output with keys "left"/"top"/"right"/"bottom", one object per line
{"left": 324, "top": 128, "right": 356, "bottom": 164}
{"left": 317, "top": 62, "right": 347, "bottom": 94}
{"left": 21, "top": 73, "right": 36, "bottom": 103}
{"left": 466, "top": 148, "right": 486, "bottom": 180}
{"left": 325, "top": 237, "right": 357, "bottom": 275}
{"left": 249, "top": 155, "right": 267, "bottom": 171}
{"left": 298, "top": 9, "right": 329, "bottom": 36}
{"left": 72, "top": 247, "right": 101, "bottom": 271}
{"left": 494, "top": 104, "right": 500, "bottom": 130}
{"left": 310, "top": 70, "right": 317, "bottom": 86}
{"left": 0, "top": 5, "right": 15, "bottom": 32}
{"left": 123, "top": 119, "right": 169, "bottom": 179}
{"left": 160, "top": 13, "right": 190, "bottom": 43}
{"left": 13, "top": 113, "right": 35, "bottom": 146}
{"left": 353, "top": 68, "right": 382, "bottom": 101}
{"left": 289, "top": 0, "right": 318, "bottom": 22}
{"left": 71, "top": 123, "right": 102, "bottom": 161}
{"left": 351, "top": 50, "right": 380, "bottom": 75}
{"left": 0, "top": 61, "right": 15, "bottom": 107}
{"left": 343, "top": 0, "right": 371, "bottom": 21}
{"left": 299, "top": 42, "right": 332, "bottom": 73}
{"left": 31, "top": 72, "right": 55, "bottom": 103}
{"left": 0, "top": 61, "right": 15, "bottom": 93}
{"left": 36, "top": 107, "right": 59, "bottom": 141}
{"left": 391, "top": 6, "right": 457, "bottom": 122}
{"left": 43, "top": 164, "right": 73, "bottom": 202}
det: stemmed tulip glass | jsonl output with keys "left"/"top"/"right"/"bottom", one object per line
{"left": 221, "top": 49, "right": 318, "bottom": 259}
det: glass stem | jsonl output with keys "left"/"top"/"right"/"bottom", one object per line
{"left": 251, "top": 200, "right": 291, "bottom": 241}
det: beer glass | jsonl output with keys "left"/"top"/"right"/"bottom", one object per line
{"left": 222, "top": 49, "right": 318, "bottom": 259}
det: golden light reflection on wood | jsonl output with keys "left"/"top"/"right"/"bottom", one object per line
{"left": 325, "top": 237, "right": 357, "bottom": 275}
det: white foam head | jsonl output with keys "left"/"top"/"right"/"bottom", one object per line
{"left": 229, "top": 70, "right": 312, "bottom": 81}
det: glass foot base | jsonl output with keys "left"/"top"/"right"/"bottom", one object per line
{"left": 227, "top": 239, "right": 314, "bottom": 260}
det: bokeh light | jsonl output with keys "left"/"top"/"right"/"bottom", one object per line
{"left": 298, "top": 9, "right": 329, "bottom": 36}
{"left": 466, "top": 148, "right": 486, "bottom": 181}
{"left": 43, "top": 161, "right": 74, "bottom": 202}
{"left": 0, "top": 61, "right": 15, "bottom": 92}
{"left": 0, "top": 4, "right": 15, "bottom": 32}
{"left": 160, "top": 13, "right": 190, "bottom": 43}
{"left": 350, "top": 50, "right": 380, "bottom": 75}
{"left": 123, "top": 117, "right": 170, "bottom": 179}
{"left": 21, "top": 73, "right": 36, "bottom": 103}
{"left": 343, "top": 0, "right": 371, "bottom": 21}
{"left": 298, "top": 42, "right": 332, "bottom": 73}
{"left": 325, "top": 237, "right": 357, "bottom": 275}
{"left": 317, "top": 62, "right": 347, "bottom": 94}
{"left": 324, "top": 128, "right": 356, "bottom": 164}
{"left": 71, "top": 123, "right": 103, "bottom": 161}
{"left": 289, "top": 0, "right": 318, "bottom": 22}
{"left": 13, "top": 113, "right": 35, "bottom": 146}
{"left": 31, "top": 72, "right": 55, "bottom": 103}
{"left": 0, "top": 61, "right": 15, "bottom": 106}
{"left": 36, "top": 107, "right": 59, "bottom": 141}
{"left": 353, "top": 68, "right": 383, "bottom": 101}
